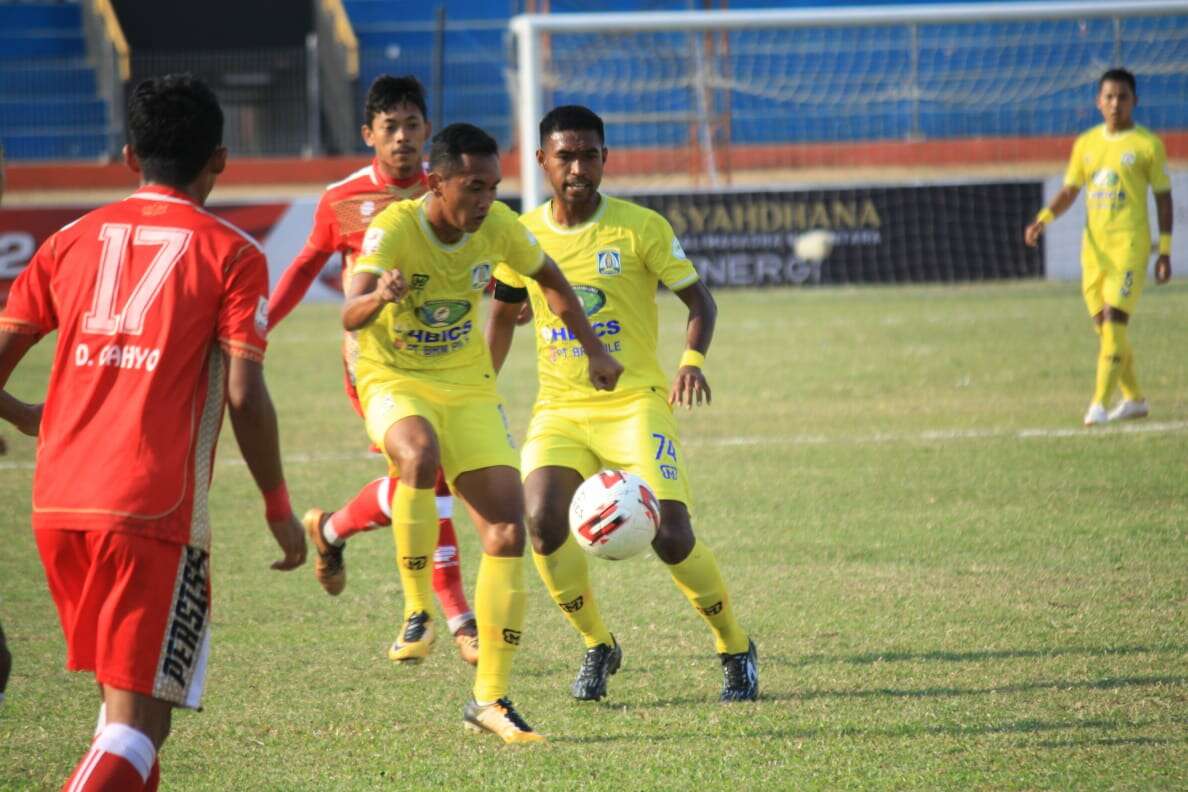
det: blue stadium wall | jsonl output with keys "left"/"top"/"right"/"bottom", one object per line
{"left": 347, "top": 0, "right": 1188, "bottom": 154}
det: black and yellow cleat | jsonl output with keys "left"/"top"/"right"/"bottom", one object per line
{"left": 571, "top": 637, "right": 621, "bottom": 701}
{"left": 719, "top": 638, "right": 759, "bottom": 702}
{"left": 303, "top": 509, "right": 345, "bottom": 596}
{"left": 463, "top": 698, "right": 546, "bottom": 744}
{"left": 388, "top": 611, "right": 435, "bottom": 664}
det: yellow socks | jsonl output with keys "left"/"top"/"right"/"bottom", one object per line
{"left": 473, "top": 554, "right": 526, "bottom": 703}
{"left": 1092, "top": 321, "right": 1130, "bottom": 406}
{"left": 391, "top": 484, "right": 437, "bottom": 618}
{"left": 1119, "top": 349, "right": 1142, "bottom": 401}
{"left": 532, "top": 535, "right": 613, "bottom": 648}
{"left": 534, "top": 534, "right": 748, "bottom": 656}
{"left": 667, "top": 541, "right": 749, "bottom": 654}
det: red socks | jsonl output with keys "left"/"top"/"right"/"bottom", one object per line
{"left": 63, "top": 724, "right": 155, "bottom": 792}
{"left": 324, "top": 473, "right": 474, "bottom": 631}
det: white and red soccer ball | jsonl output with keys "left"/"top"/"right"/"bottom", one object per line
{"left": 568, "top": 470, "right": 660, "bottom": 560}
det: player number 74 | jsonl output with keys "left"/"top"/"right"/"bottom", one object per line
{"left": 651, "top": 432, "right": 677, "bottom": 461}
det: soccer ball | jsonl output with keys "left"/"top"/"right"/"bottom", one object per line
{"left": 793, "top": 229, "right": 835, "bottom": 262}
{"left": 569, "top": 470, "right": 660, "bottom": 560}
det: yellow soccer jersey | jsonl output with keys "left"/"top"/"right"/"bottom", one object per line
{"left": 354, "top": 196, "right": 543, "bottom": 382}
{"left": 1065, "top": 123, "right": 1171, "bottom": 246}
{"left": 498, "top": 195, "right": 699, "bottom": 405}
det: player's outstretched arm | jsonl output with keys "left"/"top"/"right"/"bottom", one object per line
{"left": 1025, "top": 185, "right": 1080, "bottom": 247}
{"left": 342, "top": 270, "right": 406, "bottom": 330}
{"left": 267, "top": 246, "right": 334, "bottom": 330}
{"left": 669, "top": 281, "right": 717, "bottom": 409}
{"left": 0, "top": 332, "right": 42, "bottom": 436}
{"left": 225, "top": 355, "right": 307, "bottom": 571}
{"left": 1155, "top": 191, "right": 1173, "bottom": 284}
{"left": 531, "top": 257, "right": 623, "bottom": 391}
{"left": 485, "top": 281, "right": 526, "bottom": 374}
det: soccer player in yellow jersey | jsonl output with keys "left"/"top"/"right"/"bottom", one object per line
{"left": 345, "top": 123, "right": 622, "bottom": 743}
{"left": 486, "top": 106, "right": 758, "bottom": 703}
{"left": 1025, "top": 68, "right": 1173, "bottom": 426}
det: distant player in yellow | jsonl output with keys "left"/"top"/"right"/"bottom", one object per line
{"left": 345, "top": 122, "right": 623, "bottom": 743}
{"left": 486, "top": 105, "right": 757, "bottom": 703}
{"left": 1025, "top": 68, "right": 1173, "bottom": 425}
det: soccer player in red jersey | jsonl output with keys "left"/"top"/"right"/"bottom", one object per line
{"left": 0, "top": 75, "right": 306, "bottom": 792}
{"left": 268, "top": 75, "right": 478, "bottom": 665}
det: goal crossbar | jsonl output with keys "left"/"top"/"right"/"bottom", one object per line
{"left": 512, "top": 0, "right": 1188, "bottom": 207}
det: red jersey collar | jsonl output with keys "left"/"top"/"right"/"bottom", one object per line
{"left": 371, "top": 158, "right": 426, "bottom": 190}
{"left": 130, "top": 184, "right": 198, "bottom": 204}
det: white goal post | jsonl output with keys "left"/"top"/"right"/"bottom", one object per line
{"left": 511, "top": 0, "right": 1188, "bottom": 210}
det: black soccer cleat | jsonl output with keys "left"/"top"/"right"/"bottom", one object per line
{"left": 571, "top": 637, "right": 621, "bottom": 701}
{"left": 719, "top": 638, "right": 759, "bottom": 702}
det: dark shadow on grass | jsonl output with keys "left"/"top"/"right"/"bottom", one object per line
{"left": 789, "top": 674, "right": 1187, "bottom": 702}
{"left": 628, "top": 675, "right": 1185, "bottom": 708}
{"left": 1026, "top": 736, "right": 1185, "bottom": 749}
{"left": 550, "top": 716, "right": 1168, "bottom": 745}
{"left": 775, "top": 644, "right": 1188, "bottom": 669}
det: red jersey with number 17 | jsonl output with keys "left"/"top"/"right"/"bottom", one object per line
{"left": 0, "top": 185, "right": 270, "bottom": 550}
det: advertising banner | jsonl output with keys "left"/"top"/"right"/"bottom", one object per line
{"left": 630, "top": 182, "right": 1044, "bottom": 288}
{"left": 0, "top": 180, "right": 1051, "bottom": 309}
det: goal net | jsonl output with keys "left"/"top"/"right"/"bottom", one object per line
{"left": 511, "top": 2, "right": 1188, "bottom": 285}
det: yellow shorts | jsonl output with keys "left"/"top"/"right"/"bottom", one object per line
{"left": 1081, "top": 235, "right": 1149, "bottom": 317}
{"left": 360, "top": 370, "right": 518, "bottom": 484}
{"left": 522, "top": 390, "right": 691, "bottom": 505}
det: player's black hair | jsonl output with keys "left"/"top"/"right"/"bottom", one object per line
{"left": 365, "top": 74, "right": 429, "bottom": 125}
{"left": 539, "top": 105, "right": 605, "bottom": 146}
{"left": 127, "top": 74, "right": 223, "bottom": 187}
{"left": 428, "top": 123, "right": 498, "bottom": 175}
{"left": 1099, "top": 68, "right": 1137, "bottom": 94}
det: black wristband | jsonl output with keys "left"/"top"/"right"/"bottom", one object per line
{"left": 492, "top": 279, "right": 529, "bottom": 303}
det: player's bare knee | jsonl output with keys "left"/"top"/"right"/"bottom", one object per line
{"left": 524, "top": 497, "right": 568, "bottom": 554}
{"left": 1102, "top": 304, "right": 1130, "bottom": 324}
{"left": 387, "top": 441, "right": 438, "bottom": 487}
{"left": 653, "top": 501, "right": 695, "bottom": 564}
{"left": 481, "top": 520, "right": 526, "bottom": 557}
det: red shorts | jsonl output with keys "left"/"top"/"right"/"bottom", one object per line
{"left": 36, "top": 529, "right": 211, "bottom": 709}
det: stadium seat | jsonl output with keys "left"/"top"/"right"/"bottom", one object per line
{"left": 0, "top": 1, "right": 110, "bottom": 161}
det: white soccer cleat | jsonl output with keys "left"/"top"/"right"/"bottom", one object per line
{"left": 1083, "top": 403, "right": 1109, "bottom": 426}
{"left": 1107, "top": 399, "right": 1149, "bottom": 422}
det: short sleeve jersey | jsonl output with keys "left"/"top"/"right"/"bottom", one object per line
{"left": 1064, "top": 123, "right": 1171, "bottom": 245}
{"left": 353, "top": 197, "right": 543, "bottom": 382}
{"left": 0, "top": 185, "right": 270, "bottom": 549}
{"left": 307, "top": 161, "right": 429, "bottom": 290}
{"left": 498, "top": 195, "right": 699, "bottom": 405}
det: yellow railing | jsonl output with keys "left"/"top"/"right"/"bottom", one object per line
{"left": 93, "top": 0, "right": 130, "bottom": 81}
{"left": 322, "top": 0, "right": 359, "bottom": 78}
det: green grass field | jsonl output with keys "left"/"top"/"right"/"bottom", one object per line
{"left": 2, "top": 281, "right": 1186, "bottom": 790}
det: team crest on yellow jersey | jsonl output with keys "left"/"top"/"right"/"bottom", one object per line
{"left": 572, "top": 284, "right": 606, "bottom": 316}
{"left": 470, "top": 262, "right": 492, "bottom": 290}
{"left": 417, "top": 300, "right": 470, "bottom": 327}
{"left": 1121, "top": 151, "right": 1136, "bottom": 167}
{"left": 596, "top": 249, "right": 622, "bottom": 275}
{"left": 1092, "top": 169, "right": 1120, "bottom": 188}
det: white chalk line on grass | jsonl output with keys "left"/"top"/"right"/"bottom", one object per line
{"left": 697, "top": 419, "right": 1188, "bottom": 448}
{"left": 3, "top": 419, "right": 1186, "bottom": 472}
